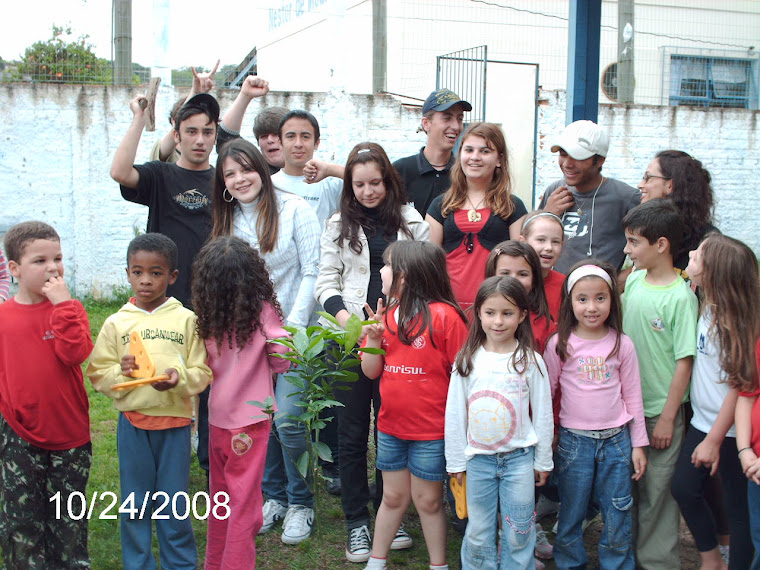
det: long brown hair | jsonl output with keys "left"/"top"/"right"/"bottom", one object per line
{"left": 441, "top": 122, "right": 515, "bottom": 219}
{"left": 384, "top": 241, "right": 466, "bottom": 346}
{"left": 455, "top": 276, "right": 538, "bottom": 376}
{"left": 211, "top": 139, "right": 279, "bottom": 253}
{"left": 338, "top": 142, "right": 412, "bottom": 255}
{"left": 698, "top": 234, "right": 760, "bottom": 391}
{"left": 554, "top": 259, "right": 622, "bottom": 361}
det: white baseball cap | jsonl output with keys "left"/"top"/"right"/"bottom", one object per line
{"left": 551, "top": 120, "right": 609, "bottom": 160}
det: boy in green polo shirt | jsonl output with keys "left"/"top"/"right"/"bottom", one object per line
{"left": 622, "top": 198, "right": 698, "bottom": 569}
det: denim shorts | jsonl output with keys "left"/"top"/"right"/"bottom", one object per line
{"left": 376, "top": 431, "right": 446, "bottom": 481}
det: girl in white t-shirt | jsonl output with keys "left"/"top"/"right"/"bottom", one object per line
{"left": 672, "top": 234, "right": 755, "bottom": 570}
{"left": 445, "top": 275, "right": 553, "bottom": 570}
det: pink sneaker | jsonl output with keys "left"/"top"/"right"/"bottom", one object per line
{"left": 534, "top": 523, "right": 554, "bottom": 559}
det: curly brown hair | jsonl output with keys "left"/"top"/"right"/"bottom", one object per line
{"left": 191, "top": 236, "right": 283, "bottom": 356}
{"left": 655, "top": 150, "right": 715, "bottom": 261}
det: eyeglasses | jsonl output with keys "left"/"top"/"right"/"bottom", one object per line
{"left": 641, "top": 173, "right": 671, "bottom": 183}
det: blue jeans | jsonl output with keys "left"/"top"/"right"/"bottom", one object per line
{"left": 117, "top": 414, "right": 196, "bottom": 570}
{"left": 555, "top": 427, "right": 634, "bottom": 570}
{"left": 748, "top": 480, "right": 760, "bottom": 570}
{"left": 261, "top": 374, "right": 314, "bottom": 508}
{"left": 462, "top": 447, "right": 536, "bottom": 570}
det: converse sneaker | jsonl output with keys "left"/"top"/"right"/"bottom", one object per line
{"left": 346, "top": 524, "right": 372, "bottom": 563}
{"left": 390, "top": 523, "right": 413, "bottom": 550}
{"left": 281, "top": 505, "right": 314, "bottom": 544}
{"left": 259, "top": 499, "right": 287, "bottom": 534}
{"left": 534, "top": 523, "right": 553, "bottom": 559}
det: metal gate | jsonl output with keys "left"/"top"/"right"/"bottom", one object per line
{"left": 436, "top": 45, "right": 487, "bottom": 122}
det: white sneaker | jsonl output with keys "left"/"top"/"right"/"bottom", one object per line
{"left": 390, "top": 523, "right": 413, "bottom": 550}
{"left": 281, "top": 505, "right": 314, "bottom": 544}
{"left": 346, "top": 524, "right": 372, "bottom": 563}
{"left": 259, "top": 499, "right": 287, "bottom": 534}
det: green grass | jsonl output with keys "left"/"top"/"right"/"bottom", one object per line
{"left": 83, "top": 298, "right": 464, "bottom": 569}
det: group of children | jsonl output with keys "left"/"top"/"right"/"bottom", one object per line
{"left": 1, "top": 145, "right": 760, "bottom": 570}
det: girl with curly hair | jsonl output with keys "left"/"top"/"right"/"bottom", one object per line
{"left": 192, "top": 236, "right": 290, "bottom": 569}
{"left": 212, "top": 138, "right": 322, "bottom": 543}
{"left": 426, "top": 122, "right": 527, "bottom": 312}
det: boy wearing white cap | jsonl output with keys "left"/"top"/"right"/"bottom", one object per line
{"left": 539, "top": 120, "right": 639, "bottom": 273}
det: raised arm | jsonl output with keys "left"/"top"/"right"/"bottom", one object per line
{"left": 220, "top": 76, "right": 271, "bottom": 135}
{"left": 110, "top": 95, "right": 147, "bottom": 188}
{"left": 155, "top": 61, "right": 220, "bottom": 161}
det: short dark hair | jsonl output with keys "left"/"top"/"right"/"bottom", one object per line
{"left": 253, "top": 106, "right": 289, "bottom": 140}
{"left": 175, "top": 96, "right": 220, "bottom": 132}
{"left": 126, "top": 233, "right": 178, "bottom": 272}
{"left": 278, "top": 109, "right": 320, "bottom": 141}
{"left": 3, "top": 221, "right": 59, "bottom": 262}
{"left": 622, "top": 198, "right": 683, "bottom": 253}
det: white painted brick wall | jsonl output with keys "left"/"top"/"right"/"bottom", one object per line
{"left": 1, "top": 84, "right": 757, "bottom": 298}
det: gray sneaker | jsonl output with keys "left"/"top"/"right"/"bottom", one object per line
{"left": 390, "top": 523, "right": 413, "bottom": 550}
{"left": 259, "top": 499, "right": 287, "bottom": 535}
{"left": 346, "top": 524, "right": 371, "bottom": 563}
{"left": 281, "top": 505, "right": 314, "bottom": 545}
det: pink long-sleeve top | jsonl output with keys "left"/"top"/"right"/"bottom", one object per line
{"left": 544, "top": 329, "right": 649, "bottom": 448}
{"left": 205, "top": 302, "right": 291, "bottom": 430}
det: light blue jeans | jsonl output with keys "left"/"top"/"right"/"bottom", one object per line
{"left": 555, "top": 427, "right": 634, "bottom": 570}
{"left": 462, "top": 447, "right": 536, "bottom": 570}
{"left": 261, "top": 374, "right": 314, "bottom": 508}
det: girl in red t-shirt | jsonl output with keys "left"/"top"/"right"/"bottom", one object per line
{"left": 362, "top": 240, "right": 469, "bottom": 570}
{"left": 519, "top": 210, "right": 565, "bottom": 321}
{"left": 485, "top": 240, "right": 556, "bottom": 353}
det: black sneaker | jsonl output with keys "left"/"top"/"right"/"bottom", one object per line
{"left": 324, "top": 475, "right": 342, "bottom": 496}
{"left": 345, "top": 524, "right": 371, "bottom": 563}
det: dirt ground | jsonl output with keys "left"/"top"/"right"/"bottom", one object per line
{"left": 538, "top": 515, "right": 701, "bottom": 569}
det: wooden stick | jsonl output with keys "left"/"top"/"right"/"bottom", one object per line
{"left": 143, "top": 77, "right": 162, "bottom": 132}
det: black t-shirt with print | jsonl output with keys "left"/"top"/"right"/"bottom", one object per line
{"left": 121, "top": 161, "right": 213, "bottom": 306}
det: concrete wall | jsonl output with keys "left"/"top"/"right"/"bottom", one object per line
{"left": 1, "top": 83, "right": 757, "bottom": 297}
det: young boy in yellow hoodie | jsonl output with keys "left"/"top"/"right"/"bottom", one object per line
{"left": 88, "top": 233, "right": 212, "bottom": 570}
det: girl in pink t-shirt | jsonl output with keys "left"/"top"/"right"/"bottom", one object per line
{"left": 191, "top": 236, "right": 290, "bottom": 570}
{"left": 543, "top": 260, "right": 648, "bottom": 570}
{"left": 362, "top": 240, "right": 468, "bottom": 570}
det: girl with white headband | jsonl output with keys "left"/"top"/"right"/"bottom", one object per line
{"left": 543, "top": 260, "right": 648, "bottom": 569}
{"left": 520, "top": 210, "right": 565, "bottom": 321}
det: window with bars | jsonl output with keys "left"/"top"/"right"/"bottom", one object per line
{"left": 669, "top": 55, "right": 755, "bottom": 109}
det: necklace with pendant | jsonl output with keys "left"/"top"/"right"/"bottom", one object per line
{"left": 466, "top": 195, "right": 486, "bottom": 222}
{"left": 575, "top": 176, "right": 604, "bottom": 215}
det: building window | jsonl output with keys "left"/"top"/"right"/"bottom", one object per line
{"left": 669, "top": 55, "right": 754, "bottom": 108}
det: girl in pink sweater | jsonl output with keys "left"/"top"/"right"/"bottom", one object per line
{"left": 192, "top": 236, "right": 290, "bottom": 570}
{"left": 543, "top": 260, "right": 648, "bottom": 569}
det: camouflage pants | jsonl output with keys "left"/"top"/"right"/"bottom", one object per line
{"left": 0, "top": 414, "right": 91, "bottom": 569}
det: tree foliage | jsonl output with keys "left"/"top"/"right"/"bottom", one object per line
{"left": 18, "top": 25, "right": 112, "bottom": 84}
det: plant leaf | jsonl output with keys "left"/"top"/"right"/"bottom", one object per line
{"left": 297, "top": 451, "right": 310, "bottom": 478}
{"left": 313, "top": 441, "right": 332, "bottom": 463}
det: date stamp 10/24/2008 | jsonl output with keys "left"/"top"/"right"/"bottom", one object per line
{"left": 49, "top": 491, "right": 230, "bottom": 521}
